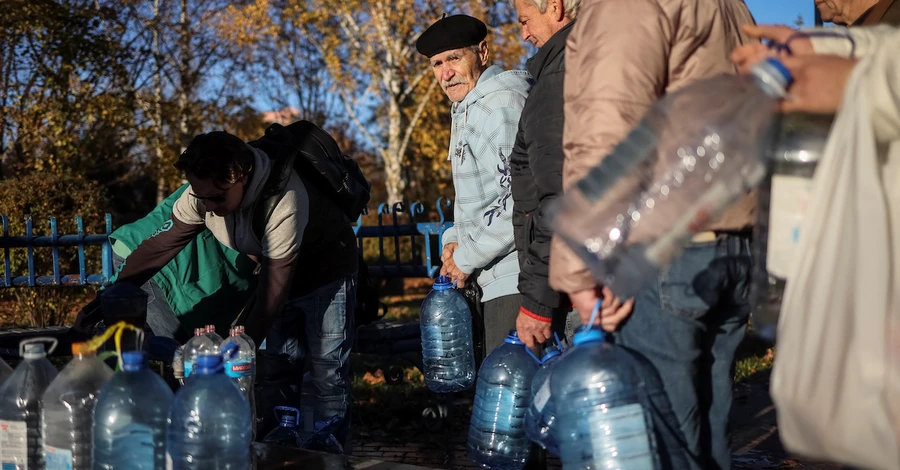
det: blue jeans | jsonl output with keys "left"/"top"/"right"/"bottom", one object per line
{"left": 260, "top": 274, "right": 356, "bottom": 453}
{"left": 614, "top": 234, "right": 752, "bottom": 470}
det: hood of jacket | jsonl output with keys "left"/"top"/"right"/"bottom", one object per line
{"left": 450, "top": 65, "right": 532, "bottom": 119}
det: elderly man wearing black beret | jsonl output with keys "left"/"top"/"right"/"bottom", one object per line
{"left": 417, "top": 15, "right": 534, "bottom": 356}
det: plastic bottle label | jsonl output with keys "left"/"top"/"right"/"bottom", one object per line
{"left": 533, "top": 379, "right": 551, "bottom": 412}
{"left": 0, "top": 420, "right": 28, "bottom": 469}
{"left": 225, "top": 360, "right": 254, "bottom": 378}
{"left": 767, "top": 174, "right": 813, "bottom": 279}
{"left": 184, "top": 361, "right": 194, "bottom": 377}
{"left": 43, "top": 445, "right": 73, "bottom": 470}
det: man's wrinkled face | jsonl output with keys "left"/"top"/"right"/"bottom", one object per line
{"left": 815, "top": 0, "right": 865, "bottom": 25}
{"left": 430, "top": 44, "right": 489, "bottom": 103}
{"left": 514, "top": 0, "right": 556, "bottom": 47}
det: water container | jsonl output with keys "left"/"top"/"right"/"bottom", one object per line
{"left": 0, "top": 338, "right": 59, "bottom": 470}
{"left": 166, "top": 345, "right": 251, "bottom": 469}
{"left": 93, "top": 350, "right": 173, "bottom": 470}
{"left": 0, "top": 357, "right": 12, "bottom": 385}
{"left": 525, "top": 342, "right": 563, "bottom": 455}
{"left": 466, "top": 331, "right": 540, "bottom": 469}
{"left": 235, "top": 325, "right": 256, "bottom": 355}
{"left": 42, "top": 342, "right": 114, "bottom": 470}
{"left": 183, "top": 328, "right": 216, "bottom": 378}
{"left": 298, "top": 415, "right": 344, "bottom": 455}
{"left": 419, "top": 275, "right": 476, "bottom": 393}
{"left": 204, "top": 325, "right": 224, "bottom": 346}
{"left": 262, "top": 407, "right": 302, "bottom": 448}
{"left": 552, "top": 58, "right": 793, "bottom": 299}
{"left": 223, "top": 328, "right": 256, "bottom": 440}
{"left": 751, "top": 113, "right": 832, "bottom": 340}
{"left": 552, "top": 323, "right": 685, "bottom": 469}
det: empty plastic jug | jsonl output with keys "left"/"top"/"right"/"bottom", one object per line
{"left": 93, "top": 350, "right": 173, "bottom": 470}
{"left": 467, "top": 331, "right": 540, "bottom": 469}
{"left": 183, "top": 327, "right": 216, "bottom": 378}
{"left": 0, "top": 338, "right": 59, "bottom": 470}
{"left": 223, "top": 327, "right": 257, "bottom": 440}
{"left": 419, "top": 275, "right": 476, "bottom": 393}
{"left": 525, "top": 341, "right": 564, "bottom": 455}
{"left": 42, "top": 342, "right": 114, "bottom": 470}
{"left": 0, "top": 357, "right": 13, "bottom": 385}
{"left": 204, "top": 324, "right": 224, "bottom": 346}
{"left": 263, "top": 407, "right": 302, "bottom": 448}
{"left": 551, "top": 311, "right": 687, "bottom": 470}
{"left": 552, "top": 58, "right": 793, "bottom": 299}
{"left": 166, "top": 345, "right": 251, "bottom": 469}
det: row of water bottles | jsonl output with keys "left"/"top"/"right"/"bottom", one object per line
{"left": 420, "top": 276, "right": 683, "bottom": 469}
{"left": 0, "top": 324, "right": 256, "bottom": 470}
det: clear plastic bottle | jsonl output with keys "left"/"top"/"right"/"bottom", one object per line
{"left": 42, "top": 342, "right": 114, "bottom": 470}
{"left": 552, "top": 325, "right": 686, "bottom": 469}
{"left": 92, "top": 350, "right": 173, "bottom": 470}
{"left": 262, "top": 406, "right": 302, "bottom": 448}
{"left": 524, "top": 343, "right": 563, "bottom": 455}
{"left": 552, "top": 58, "right": 793, "bottom": 299}
{"left": 204, "top": 324, "right": 224, "bottom": 346}
{"left": 419, "top": 275, "right": 476, "bottom": 393}
{"left": 0, "top": 357, "right": 13, "bottom": 385}
{"left": 0, "top": 338, "right": 60, "bottom": 470}
{"left": 223, "top": 327, "right": 256, "bottom": 440}
{"left": 466, "top": 331, "right": 540, "bottom": 469}
{"left": 166, "top": 345, "right": 251, "bottom": 469}
{"left": 183, "top": 327, "right": 216, "bottom": 378}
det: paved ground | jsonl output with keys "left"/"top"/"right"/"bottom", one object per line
{"left": 350, "top": 370, "right": 842, "bottom": 469}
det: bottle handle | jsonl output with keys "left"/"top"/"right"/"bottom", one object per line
{"left": 525, "top": 346, "right": 542, "bottom": 364}
{"left": 588, "top": 299, "right": 602, "bottom": 327}
{"left": 19, "top": 337, "right": 58, "bottom": 358}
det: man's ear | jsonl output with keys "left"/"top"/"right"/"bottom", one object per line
{"left": 478, "top": 40, "right": 490, "bottom": 67}
{"left": 550, "top": 0, "right": 565, "bottom": 21}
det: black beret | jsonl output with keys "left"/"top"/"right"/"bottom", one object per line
{"left": 416, "top": 14, "right": 488, "bottom": 58}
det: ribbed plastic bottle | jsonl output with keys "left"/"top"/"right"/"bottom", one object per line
{"left": 223, "top": 327, "right": 256, "bottom": 440}
{"left": 42, "top": 342, "right": 114, "bottom": 470}
{"left": 183, "top": 327, "right": 216, "bottom": 378}
{"left": 552, "top": 325, "right": 670, "bottom": 469}
{"left": 466, "top": 331, "right": 540, "bottom": 469}
{"left": 0, "top": 338, "right": 59, "bottom": 470}
{"left": 262, "top": 406, "right": 302, "bottom": 448}
{"left": 525, "top": 342, "right": 563, "bottom": 455}
{"left": 419, "top": 275, "right": 476, "bottom": 393}
{"left": 92, "top": 350, "right": 173, "bottom": 470}
{"left": 204, "top": 324, "right": 224, "bottom": 346}
{"left": 552, "top": 58, "right": 794, "bottom": 299}
{"left": 166, "top": 345, "right": 251, "bottom": 469}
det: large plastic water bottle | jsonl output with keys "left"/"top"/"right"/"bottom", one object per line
{"left": 419, "top": 275, "right": 476, "bottom": 393}
{"left": 525, "top": 342, "right": 563, "bottom": 455}
{"left": 0, "top": 338, "right": 59, "bottom": 470}
{"left": 0, "top": 357, "right": 13, "bottom": 385}
{"left": 552, "top": 320, "right": 684, "bottom": 469}
{"left": 93, "top": 350, "right": 173, "bottom": 470}
{"left": 235, "top": 325, "right": 256, "bottom": 355}
{"left": 552, "top": 58, "right": 793, "bottom": 299}
{"left": 262, "top": 407, "right": 302, "bottom": 448}
{"left": 223, "top": 327, "right": 256, "bottom": 440}
{"left": 204, "top": 324, "right": 224, "bottom": 346}
{"left": 166, "top": 345, "right": 251, "bottom": 469}
{"left": 183, "top": 327, "right": 216, "bottom": 378}
{"left": 42, "top": 342, "right": 114, "bottom": 470}
{"left": 467, "top": 331, "right": 540, "bottom": 469}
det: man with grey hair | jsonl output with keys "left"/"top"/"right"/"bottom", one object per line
{"left": 510, "top": 0, "right": 603, "bottom": 349}
{"left": 816, "top": 0, "right": 900, "bottom": 26}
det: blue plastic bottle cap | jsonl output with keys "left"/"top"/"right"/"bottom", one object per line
{"left": 195, "top": 354, "right": 223, "bottom": 375}
{"left": 541, "top": 347, "right": 562, "bottom": 362}
{"left": 121, "top": 351, "right": 147, "bottom": 372}
{"left": 572, "top": 326, "right": 606, "bottom": 346}
{"left": 504, "top": 330, "right": 524, "bottom": 344}
{"left": 433, "top": 276, "right": 453, "bottom": 290}
{"left": 765, "top": 57, "right": 793, "bottom": 86}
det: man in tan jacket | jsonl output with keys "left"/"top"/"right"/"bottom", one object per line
{"left": 549, "top": 0, "right": 756, "bottom": 468}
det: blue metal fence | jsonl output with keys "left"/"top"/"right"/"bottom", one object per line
{"left": 0, "top": 199, "right": 453, "bottom": 288}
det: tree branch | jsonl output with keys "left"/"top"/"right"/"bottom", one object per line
{"left": 338, "top": 89, "right": 384, "bottom": 158}
{"left": 398, "top": 78, "right": 438, "bottom": 159}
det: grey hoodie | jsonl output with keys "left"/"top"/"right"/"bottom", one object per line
{"left": 442, "top": 65, "right": 534, "bottom": 302}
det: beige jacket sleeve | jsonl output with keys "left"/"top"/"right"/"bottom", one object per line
{"left": 807, "top": 25, "right": 898, "bottom": 58}
{"left": 548, "top": 0, "right": 673, "bottom": 294}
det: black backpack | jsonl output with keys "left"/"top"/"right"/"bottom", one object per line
{"left": 247, "top": 121, "right": 382, "bottom": 327}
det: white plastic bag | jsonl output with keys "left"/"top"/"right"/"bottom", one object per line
{"left": 771, "top": 56, "right": 900, "bottom": 469}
